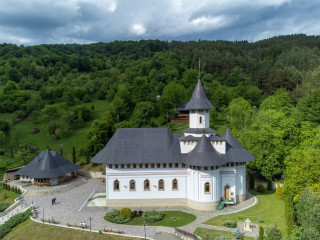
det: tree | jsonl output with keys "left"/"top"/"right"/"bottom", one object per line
{"left": 265, "top": 225, "right": 282, "bottom": 240}
{"left": 0, "top": 131, "right": 4, "bottom": 142}
{"left": 297, "top": 89, "right": 320, "bottom": 124}
{"left": 131, "top": 102, "right": 156, "bottom": 127}
{"left": 72, "top": 146, "right": 76, "bottom": 164}
{"left": 258, "top": 226, "right": 264, "bottom": 240}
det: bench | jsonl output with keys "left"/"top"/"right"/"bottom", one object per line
{"left": 102, "top": 227, "right": 123, "bottom": 233}
{"left": 41, "top": 218, "right": 58, "bottom": 224}
{"left": 66, "top": 222, "right": 87, "bottom": 229}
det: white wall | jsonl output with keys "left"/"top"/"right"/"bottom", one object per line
{"left": 189, "top": 110, "right": 209, "bottom": 128}
{"left": 106, "top": 167, "right": 187, "bottom": 200}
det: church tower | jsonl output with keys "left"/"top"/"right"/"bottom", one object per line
{"left": 184, "top": 79, "right": 213, "bottom": 129}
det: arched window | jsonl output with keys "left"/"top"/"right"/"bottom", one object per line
{"left": 130, "top": 180, "right": 135, "bottom": 191}
{"left": 172, "top": 178, "right": 178, "bottom": 190}
{"left": 114, "top": 180, "right": 120, "bottom": 191}
{"left": 205, "top": 182, "right": 210, "bottom": 193}
{"left": 144, "top": 179, "right": 150, "bottom": 191}
{"left": 158, "top": 179, "right": 164, "bottom": 190}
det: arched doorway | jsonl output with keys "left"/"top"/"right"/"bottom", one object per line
{"left": 225, "top": 185, "right": 230, "bottom": 200}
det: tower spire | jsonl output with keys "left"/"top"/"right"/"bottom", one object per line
{"left": 198, "top": 58, "right": 201, "bottom": 80}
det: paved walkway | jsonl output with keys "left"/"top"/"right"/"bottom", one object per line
{"left": 16, "top": 178, "right": 258, "bottom": 239}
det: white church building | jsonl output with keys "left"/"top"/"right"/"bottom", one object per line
{"left": 92, "top": 79, "right": 255, "bottom": 211}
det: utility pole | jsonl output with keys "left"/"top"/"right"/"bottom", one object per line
{"left": 89, "top": 217, "right": 92, "bottom": 231}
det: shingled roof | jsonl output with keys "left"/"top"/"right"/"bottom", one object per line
{"left": 185, "top": 135, "right": 226, "bottom": 166}
{"left": 91, "top": 128, "right": 182, "bottom": 164}
{"left": 14, "top": 151, "right": 81, "bottom": 178}
{"left": 184, "top": 79, "right": 214, "bottom": 110}
{"left": 222, "top": 129, "right": 255, "bottom": 163}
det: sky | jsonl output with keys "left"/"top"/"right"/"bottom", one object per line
{"left": 0, "top": 0, "right": 320, "bottom": 45}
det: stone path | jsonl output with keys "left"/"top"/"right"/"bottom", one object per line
{"left": 14, "top": 178, "right": 258, "bottom": 239}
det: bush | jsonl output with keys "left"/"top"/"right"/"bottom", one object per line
{"left": 132, "top": 210, "right": 138, "bottom": 218}
{"left": 138, "top": 210, "right": 143, "bottom": 216}
{"left": 0, "top": 203, "right": 10, "bottom": 212}
{"left": 2, "top": 192, "right": 8, "bottom": 200}
{"left": 274, "top": 184, "right": 284, "bottom": 200}
{"left": 233, "top": 228, "right": 244, "bottom": 239}
{"left": 223, "top": 221, "right": 237, "bottom": 228}
{"left": 265, "top": 225, "right": 282, "bottom": 240}
{"left": 257, "top": 216, "right": 263, "bottom": 223}
{"left": 142, "top": 210, "right": 165, "bottom": 223}
{"left": 0, "top": 208, "right": 31, "bottom": 239}
{"left": 120, "top": 207, "right": 132, "bottom": 218}
{"left": 104, "top": 210, "right": 131, "bottom": 224}
{"left": 256, "top": 184, "right": 266, "bottom": 193}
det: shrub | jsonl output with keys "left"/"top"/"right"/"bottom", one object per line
{"left": 138, "top": 210, "right": 143, "bottom": 216}
{"left": 2, "top": 192, "right": 8, "bottom": 200}
{"left": 258, "top": 226, "right": 264, "bottom": 240}
{"left": 233, "top": 228, "right": 244, "bottom": 239}
{"left": 257, "top": 216, "right": 263, "bottom": 223}
{"left": 256, "top": 184, "right": 266, "bottom": 193}
{"left": 132, "top": 210, "right": 138, "bottom": 218}
{"left": 0, "top": 208, "right": 31, "bottom": 239}
{"left": 265, "top": 225, "right": 282, "bottom": 240}
{"left": 223, "top": 221, "right": 237, "bottom": 228}
{"left": 104, "top": 210, "right": 131, "bottom": 224}
{"left": 284, "top": 193, "right": 294, "bottom": 234}
{"left": 142, "top": 210, "right": 165, "bottom": 223}
{"left": 120, "top": 207, "right": 132, "bottom": 218}
{"left": 274, "top": 184, "right": 284, "bottom": 200}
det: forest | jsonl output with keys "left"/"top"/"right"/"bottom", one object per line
{"left": 0, "top": 34, "right": 320, "bottom": 239}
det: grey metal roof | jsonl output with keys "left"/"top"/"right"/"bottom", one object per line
{"left": 222, "top": 129, "right": 255, "bottom": 163}
{"left": 184, "top": 128, "right": 216, "bottom": 134}
{"left": 185, "top": 135, "right": 226, "bottom": 167}
{"left": 14, "top": 151, "right": 81, "bottom": 178}
{"left": 184, "top": 79, "right": 214, "bottom": 110}
{"left": 91, "top": 128, "right": 182, "bottom": 164}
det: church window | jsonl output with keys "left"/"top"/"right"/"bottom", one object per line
{"left": 108, "top": 164, "right": 112, "bottom": 168}
{"left": 133, "top": 164, "right": 136, "bottom": 168}
{"left": 211, "top": 166, "right": 214, "bottom": 170}
{"left": 158, "top": 179, "right": 164, "bottom": 190}
{"left": 231, "top": 163, "right": 234, "bottom": 167}
{"left": 199, "top": 116, "right": 202, "bottom": 124}
{"left": 205, "top": 182, "right": 210, "bottom": 193}
{"left": 187, "top": 141, "right": 190, "bottom": 145}
{"left": 144, "top": 179, "right": 150, "bottom": 191}
{"left": 169, "top": 163, "right": 172, "bottom": 168}
{"left": 182, "top": 163, "right": 185, "bottom": 167}
{"left": 145, "top": 164, "right": 149, "bottom": 168}
{"left": 121, "top": 164, "right": 125, "bottom": 168}
{"left": 127, "top": 164, "right": 131, "bottom": 168}
{"left": 151, "top": 163, "right": 155, "bottom": 168}
{"left": 139, "top": 164, "right": 143, "bottom": 168}
{"left": 157, "top": 163, "right": 161, "bottom": 168}
{"left": 172, "top": 179, "right": 178, "bottom": 190}
{"left": 206, "top": 110, "right": 208, "bottom": 113}
{"left": 114, "top": 180, "right": 120, "bottom": 191}
{"left": 197, "top": 166, "right": 201, "bottom": 170}
{"left": 130, "top": 180, "right": 136, "bottom": 191}
{"left": 115, "top": 164, "right": 118, "bottom": 169}
{"left": 204, "top": 166, "right": 208, "bottom": 170}
{"left": 184, "top": 141, "right": 186, "bottom": 145}
{"left": 175, "top": 163, "right": 179, "bottom": 168}
{"left": 163, "top": 163, "right": 166, "bottom": 168}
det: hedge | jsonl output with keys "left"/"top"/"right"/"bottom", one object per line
{"left": 142, "top": 210, "right": 165, "bottom": 223}
{"left": 0, "top": 208, "right": 31, "bottom": 239}
{"left": 104, "top": 210, "right": 131, "bottom": 224}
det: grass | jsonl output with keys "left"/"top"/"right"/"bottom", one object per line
{"left": 125, "top": 211, "right": 196, "bottom": 227}
{"left": 194, "top": 228, "right": 254, "bottom": 240}
{"left": 0, "top": 99, "right": 110, "bottom": 166}
{"left": 3, "top": 219, "right": 137, "bottom": 240}
{"left": 204, "top": 189, "right": 286, "bottom": 234}
{"left": 81, "top": 163, "right": 105, "bottom": 172}
{"left": 0, "top": 185, "right": 20, "bottom": 206}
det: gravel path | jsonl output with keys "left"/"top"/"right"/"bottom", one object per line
{"left": 19, "top": 178, "right": 258, "bottom": 239}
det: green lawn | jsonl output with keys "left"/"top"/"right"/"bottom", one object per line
{"left": 0, "top": 185, "right": 19, "bottom": 207}
{"left": 3, "top": 219, "right": 137, "bottom": 240}
{"left": 194, "top": 228, "right": 254, "bottom": 240}
{"left": 204, "top": 190, "right": 285, "bottom": 234}
{"left": 0, "top": 99, "right": 110, "bottom": 166}
{"left": 125, "top": 211, "right": 196, "bottom": 227}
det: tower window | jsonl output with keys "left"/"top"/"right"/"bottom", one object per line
{"left": 172, "top": 178, "right": 178, "bottom": 190}
{"left": 199, "top": 116, "right": 202, "bottom": 124}
{"left": 158, "top": 179, "right": 164, "bottom": 190}
{"left": 114, "top": 180, "right": 120, "bottom": 191}
{"left": 130, "top": 180, "right": 135, "bottom": 191}
{"left": 144, "top": 179, "right": 150, "bottom": 191}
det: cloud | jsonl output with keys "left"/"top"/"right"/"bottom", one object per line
{"left": 0, "top": 0, "right": 319, "bottom": 45}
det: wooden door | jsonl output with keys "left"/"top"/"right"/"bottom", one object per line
{"left": 225, "top": 186, "right": 230, "bottom": 200}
